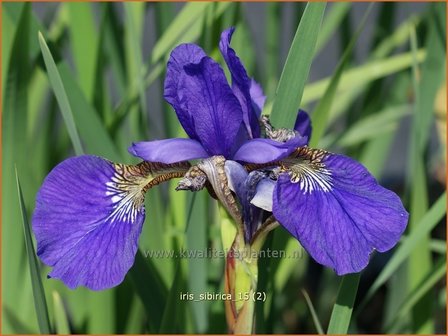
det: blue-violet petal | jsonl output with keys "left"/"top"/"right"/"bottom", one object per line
{"left": 164, "top": 43, "right": 207, "bottom": 139}
{"left": 32, "top": 155, "right": 149, "bottom": 290}
{"left": 294, "top": 109, "right": 312, "bottom": 140}
{"left": 273, "top": 149, "right": 408, "bottom": 275}
{"left": 233, "top": 136, "right": 308, "bottom": 163}
{"left": 129, "top": 138, "right": 208, "bottom": 164}
{"left": 180, "top": 56, "right": 243, "bottom": 157}
{"left": 219, "top": 27, "right": 261, "bottom": 138}
{"left": 249, "top": 79, "right": 266, "bottom": 116}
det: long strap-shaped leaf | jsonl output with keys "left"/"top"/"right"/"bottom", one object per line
{"left": 326, "top": 273, "right": 360, "bottom": 334}
{"left": 356, "top": 192, "right": 446, "bottom": 313}
{"left": 38, "top": 32, "right": 84, "bottom": 155}
{"left": 270, "top": 2, "right": 326, "bottom": 129}
{"left": 384, "top": 257, "right": 446, "bottom": 332}
{"left": 16, "top": 169, "right": 52, "bottom": 334}
{"left": 310, "top": 3, "right": 374, "bottom": 147}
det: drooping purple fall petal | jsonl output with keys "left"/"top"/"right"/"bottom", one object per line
{"left": 33, "top": 156, "right": 189, "bottom": 290}
{"left": 219, "top": 27, "right": 261, "bottom": 138}
{"left": 272, "top": 150, "right": 408, "bottom": 275}
{"left": 33, "top": 155, "right": 146, "bottom": 290}
{"left": 129, "top": 138, "right": 209, "bottom": 164}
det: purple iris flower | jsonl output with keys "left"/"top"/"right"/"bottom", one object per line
{"left": 128, "top": 27, "right": 308, "bottom": 164}
{"left": 246, "top": 146, "right": 409, "bottom": 275}
{"left": 32, "top": 27, "right": 408, "bottom": 291}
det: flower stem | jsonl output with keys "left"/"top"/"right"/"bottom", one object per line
{"left": 224, "top": 232, "right": 260, "bottom": 334}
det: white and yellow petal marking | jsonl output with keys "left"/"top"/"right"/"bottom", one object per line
{"left": 282, "top": 147, "right": 333, "bottom": 194}
{"left": 105, "top": 161, "right": 190, "bottom": 223}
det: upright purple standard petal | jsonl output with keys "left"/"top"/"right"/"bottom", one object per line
{"left": 219, "top": 27, "right": 261, "bottom": 138}
{"left": 129, "top": 138, "right": 208, "bottom": 164}
{"left": 179, "top": 57, "right": 243, "bottom": 157}
{"left": 33, "top": 156, "right": 145, "bottom": 290}
{"left": 164, "top": 44, "right": 207, "bottom": 139}
{"left": 273, "top": 149, "right": 408, "bottom": 275}
{"left": 249, "top": 79, "right": 266, "bottom": 115}
{"left": 294, "top": 109, "right": 312, "bottom": 139}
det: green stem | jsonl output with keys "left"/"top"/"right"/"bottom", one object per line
{"left": 224, "top": 232, "right": 260, "bottom": 334}
{"left": 223, "top": 220, "right": 276, "bottom": 334}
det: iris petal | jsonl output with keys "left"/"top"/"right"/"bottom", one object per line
{"left": 273, "top": 149, "right": 408, "bottom": 275}
{"left": 294, "top": 109, "right": 312, "bottom": 140}
{"left": 33, "top": 155, "right": 189, "bottom": 290}
{"left": 225, "top": 160, "right": 248, "bottom": 196}
{"left": 129, "top": 138, "right": 209, "bottom": 164}
{"left": 179, "top": 56, "right": 243, "bottom": 157}
{"left": 233, "top": 136, "right": 308, "bottom": 163}
{"left": 164, "top": 43, "right": 207, "bottom": 139}
{"left": 219, "top": 27, "right": 261, "bottom": 138}
{"left": 249, "top": 79, "right": 266, "bottom": 116}
{"left": 251, "top": 178, "right": 275, "bottom": 212}
{"left": 224, "top": 160, "right": 265, "bottom": 242}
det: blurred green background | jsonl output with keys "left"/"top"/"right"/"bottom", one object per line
{"left": 2, "top": 2, "right": 446, "bottom": 334}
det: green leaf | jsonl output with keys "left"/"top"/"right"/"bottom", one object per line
{"left": 1, "top": 3, "right": 19, "bottom": 90}
{"left": 123, "top": 2, "right": 147, "bottom": 136}
{"left": 358, "top": 72, "right": 411, "bottom": 176}
{"left": 141, "top": 188, "right": 173, "bottom": 286}
{"left": 336, "top": 104, "right": 411, "bottom": 147}
{"left": 428, "top": 239, "right": 446, "bottom": 254}
{"left": 150, "top": 3, "right": 210, "bottom": 64}
{"left": 270, "top": 2, "right": 326, "bottom": 128}
{"left": 414, "top": 3, "right": 446, "bottom": 152}
{"left": 262, "top": 49, "right": 426, "bottom": 118}
{"left": 88, "top": 291, "right": 115, "bottom": 334}
{"left": 186, "top": 193, "right": 209, "bottom": 332}
{"left": 302, "top": 49, "right": 426, "bottom": 106}
{"left": 357, "top": 192, "right": 446, "bottom": 313}
{"left": 327, "top": 273, "right": 360, "bottom": 334}
{"left": 310, "top": 4, "right": 373, "bottom": 147}
{"left": 38, "top": 31, "right": 84, "bottom": 155}
{"left": 302, "top": 289, "right": 324, "bottom": 334}
{"left": 67, "top": 3, "right": 98, "bottom": 101}
{"left": 15, "top": 169, "right": 52, "bottom": 334}
{"left": 315, "top": 2, "right": 351, "bottom": 54}
{"left": 264, "top": 2, "right": 281, "bottom": 95}
{"left": 154, "top": 2, "right": 175, "bottom": 33}
{"left": 113, "top": 2, "right": 232, "bottom": 131}
{"left": 102, "top": 3, "right": 127, "bottom": 97}
{"left": 57, "top": 63, "right": 121, "bottom": 161}
{"left": 318, "top": 15, "right": 422, "bottom": 128}
{"left": 158, "top": 191, "right": 201, "bottom": 333}
{"left": 159, "top": 264, "right": 186, "bottom": 333}
{"left": 385, "top": 257, "right": 446, "bottom": 332}
{"left": 406, "top": 20, "right": 435, "bottom": 333}
{"left": 3, "top": 2, "right": 47, "bottom": 64}
{"left": 52, "top": 291, "right": 70, "bottom": 334}
{"left": 129, "top": 250, "right": 168, "bottom": 332}
{"left": 91, "top": 7, "right": 112, "bottom": 122}
{"left": 2, "top": 4, "right": 38, "bottom": 333}
{"left": 3, "top": 306, "right": 34, "bottom": 334}
{"left": 274, "top": 236, "right": 307, "bottom": 292}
